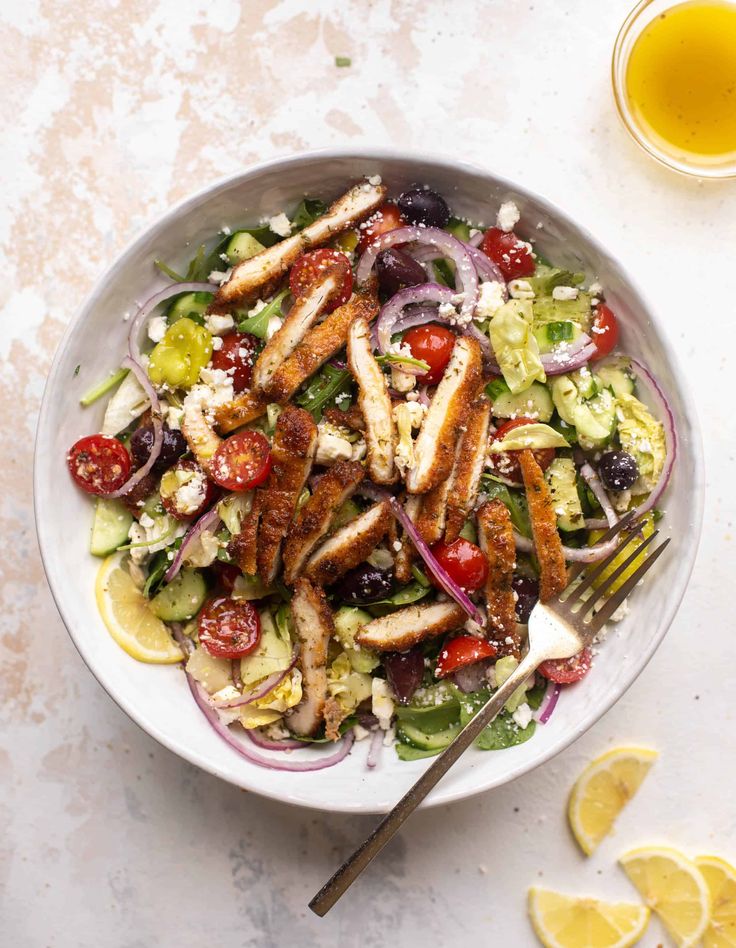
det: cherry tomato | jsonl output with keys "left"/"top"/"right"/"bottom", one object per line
{"left": 160, "top": 459, "right": 218, "bottom": 520}
{"left": 435, "top": 635, "right": 498, "bottom": 679}
{"left": 210, "top": 431, "right": 271, "bottom": 492}
{"left": 210, "top": 331, "right": 258, "bottom": 393}
{"left": 538, "top": 647, "right": 592, "bottom": 684}
{"left": 67, "top": 434, "right": 131, "bottom": 495}
{"left": 357, "top": 202, "right": 406, "bottom": 253}
{"left": 430, "top": 537, "right": 488, "bottom": 592}
{"left": 210, "top": 561, "right": 241, "bottom": 595}
{"left": 402, "top": 324, "right": 457, "bottom": 385}
{"left": 590, "top": 303, "right": 619, "bottom": 361}
{"left": 198, "top": 597, "right": 261, "bottom": 659}
{"left": 480, "top": 227, "right": 535, "bottom": 280}
{"left": 485, "top": 417, "right": 555, "bottom": 485}
{"left": 290, "top": 249, "right": 353, "bottom": 313}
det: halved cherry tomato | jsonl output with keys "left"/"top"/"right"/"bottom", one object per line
{"left": 538, "top": 647, "right": 592, "bottom": 684}
{"left": 210, "top": 431, "right": 271, "bottom": 492}
{"left": 211, "top": 331, "right": 258, "bottom": 393}
{"left": 290, "top": 249, "right": 353, "bottom": 313}
{"left": 402, "top": 323, "right": 456, "bottom": 385}
{"left": 198, "top": 597, "right": 261, "bottom": 659}
{"left": 160, "top": 458, "right": 218, "bottom": 520}
{"left": 357, "top": 202, "right": 406, "bottom": 253}
{"left": 590, "top": 303, "right": 619, "bottom": 361}
{"left": 480, "top": 227, "right": 535, "bottom": 280}
{"left": 485, "top": 417, "right": 555, "bottom": 485}
{"left": 435, "top": 635, "right": 498, "bottom": 679}
{"left": 430, "top": 537, "right": 488, "bottom": 592}
{"left": 67, "top": 434, "right": 131, "bottom": 495}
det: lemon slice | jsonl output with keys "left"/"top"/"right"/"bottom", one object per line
{"left": 696, "top": 855, "right": 736, "bottom": 947}
{"left": 96, "top": 553, "right": 184, "bottom": 663}
{"left": 568, "top": 746, "right": 658, "bottom": 855}
{"left": 528, "top": 886, "right": 650, "bottom": 948}
{"left": 620, "top": 846, "right": 711, "bottom": 946}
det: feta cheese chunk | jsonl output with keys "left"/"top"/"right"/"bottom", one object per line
{"left": 147, "top": 315, "right": 168, "bottom": 343}
{"left": 204, "top": 312, "right": 235, "bottom": 335}
{"left": 552, "top": 286, "right": 579, "bottom": 301}
{"left": 512, "top": 702, "right": 533, "bottom": 729}
{"left": 496, "top": 200, "right": 520, "bottom": 233}
{"left": 508, "top": 279, "right": 535, "bottom": 300}
{"left": 268, "top": 212, "right": 292, "bottom": 237}
{"left": 372, "top": 678, "right": 395, "bottom": 731}
{"left": 474, "top": 280, "right": 506, "bottom": 320}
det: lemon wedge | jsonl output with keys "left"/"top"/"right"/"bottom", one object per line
{"left": 568, "top": 746, "right": 658, "bottom": 855}
{"left": 96, "top": 553, "right": 184, "bottom": 663}
{"left": 696, "top": 855, "right": 736, "bottom": 948}
{"left": 528, "top": 886, "right": 650, "bottom": 948}
{"left": 620, "top": 845, "right": 711, "bottom": 946}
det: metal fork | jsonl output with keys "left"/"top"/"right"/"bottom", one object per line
{"left": 309, "top": 511, "right": 670, "bottom": 916}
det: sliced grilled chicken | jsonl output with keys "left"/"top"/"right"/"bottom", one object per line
{"left": 265, "top": 286, "right": 379, "bottom": 405}
{"left": 406, "top": 336, "right": 482, "bottom": 495}
{"left": 393, "top": 495, "right": 421, "bottom": 584}
{"left": 347, "top": 315, "right": 397, "bottom": 485}
{"left": 304, "top": 501, "right": 391, "bottom": 586}
{"left": 415, "top": 471, "right": 455, "bottom": 545}
{"left": 444, "top": 395, "right": 492, "bottom": 543}
{"left": 251, "top": 272, "right": 339, "bottom": 393}
{"left": 323, "top": 696, "right": 348, "bottom": 742}
{"left": 282, "top": 459, "right": 365, "bottom": 584}
{"left": 214, "top": 390, "right": 268, "bottom": 435}
{"left": 227, "top": 494, "right": 261, "bottom": 576}
{"left": 519, "top": 449, "right": 568, "bottom": 602}
{"left": 356, "top": 600, "right": 466, "bottom": 652}
{"left": 256, "top": 407, "right": 317, "bottom": 586}
{"left": 181, "top": 402, "right": 222, "bottom": 473}
{"left": 323, "top": 404, "right": 366, "bottom": 433}
{"left": 214, "top": 181, "right": 387, "bottom": 306}
{"left": 477, "top": 499, "right": 519, "bottom": 656}
{"left": 286, "top": 579, "right": 333, "bottom": 738}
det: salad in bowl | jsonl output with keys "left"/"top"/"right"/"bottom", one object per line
{"left": 64, "top": 176, "right": 676, "bottom": 775}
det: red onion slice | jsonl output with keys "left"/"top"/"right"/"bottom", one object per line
{"left": 540, "top": 335, "right": 598, "bottom": 376}
{"left": 359, "top": 484, "right": 484, "bottom": 624}
{"left": 247, "top": 729, "right": 304, "bottom": 752}
{"left": 187, "top": 674, "right": 355, "bottom": 772}
{"left": 366, "top": 729, "right": 383, "bottom": 770}
{"left": 170, "top": 621, "right": 194, "bottom": 659}
{"left": 127, "top": 281, "right": 216, "bottom": 363}
{"left": 374, "top": 283, "right": 455, "bottom": 353}
{"left": 534, "top": 680, "right": 561, "bottom": 724}
{"left": 108, "top": 355, "right": 164, "bottom": 498}
{"left": 164, "top": 507, "right": 221, "bottom": 583}
{"left": 463, "top": 242, "right": 506, "bottom": 287}
{"left": 514, "top": 530, "right": 622, "bottom": 564}
{"left": 468, "top": 231, "right": 484, "bottom": 248}
{"left": 579, "top": 461, "right": 618, "bottom": 529}
{"left": 357, "top": 226, "right": 478, "bottom": 322}
{"left": 214, "top": 651, "right": 299, "bottom": 709}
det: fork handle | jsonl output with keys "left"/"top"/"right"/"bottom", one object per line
{"left": 309, "top": 649, "right": 542, "bottom": 916}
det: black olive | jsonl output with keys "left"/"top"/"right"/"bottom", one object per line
{"left": 512, "top": 575, "right": 539, "bottom": 624}
{"left": 375, "top": 248, "right": 427, "bottom": 297}
{"left": 130, "top": 423, "right": 187, "bottom": 473}
{"left": 333, "top": 564, "right": 393, "bottom": 604}
{"left": 598, "top": 450, "right": 639, "bottom": 491}
{"left": 397, "top": 187, "right": 451, "bottom": 228}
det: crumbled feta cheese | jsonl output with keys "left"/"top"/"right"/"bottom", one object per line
{"left": 352, "top": 724, "right": 371, "bottom": 741}
{"left": 139, "top": 512, "right": 155, "bottom": 529}
{"left": 204, "top": 313, "right": 235, "bottom": 335}
{"left": 314, "top": 422, "right": 353, "bottom": 465}
{"left": 220, "top": 225, "right": 232, "bottom": 236}
{"left": 165, "top": 405, "right": 183, "bottom": 430}
{"left": 552, "top": 286, "right": 579, "bottom": 301}
{"left": 512, "top": 702, "right": 533, "bottom": 729}
{"left": 212, "top": 336, "right": 223, "bottom": 350}
{"left": 392, "top": 540, "right": 403, "bottom": 552}
{"left": 474, "top": 280, "right": 506, "bottom": 320}
{"left": 147, "top": 315, "right": 168, "bottom": 343}
{"left": 208, "top": 268, "right": 232, "bottom": 285}
{"left": 248, "top": 299, "right": 267, "bottom": 317}
{"left": 608, "top": 598, "right": 630, "bottom": 623}
{"left": 268, "top": 212, "right": 291, "bottom": 237}
{"left": 438, "top": 301, "right": 457, "bottom": 319}
{"left": 497, "top": 200, "right": 520, "bottom": 232}
{"left": 367, "top": 547, "right": 394, "bottom": 570}
{"left": 367, "top": 174, "right": 382, "bottom": 186}
{"left": 391, "top": 365, "right": 416, "bottom": 393}
{"left": 210, "top": 686, "right": 241, "bottom": 725}
{"left": 372, "top": 678, "right": 395, "bottom": 730}
{"left": 508, "top": 279, "right": 535, "bottom": 300}
{"left": 266, "top": 316, "right": 283, "bottom": 340}
{"left": 589, "top": 281, "right": 604, "bottom": 297}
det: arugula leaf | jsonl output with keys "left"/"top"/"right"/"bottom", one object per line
{"left": 237, "top": 289, "right": 289, "bottom": 339}
{"left": 376, "top": 353, "right": 430, "bottom": 373}
{"left": 154, "top": 258, "right": 187, "bottom": 282}
{"left": 296, "top": 364, "right": 353, "bottom": 421}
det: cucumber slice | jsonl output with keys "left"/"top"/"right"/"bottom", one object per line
{"left": 224, "top": 231, "right": 266, "bottom": 265}
{"left": 333, "top": 607, "right": 380, "bottom": 673}
{"left": 578, "top": 388, "right": 617, "bottom": 450}
{"left": 90, "top": 498, "right": 133, "bottom": 557}
{"left": 490, "top": 380, "right": 554, "bottom": 423}
{"left": 397, "top": 721, "right": 461, "bottom": 751}
{"left": 167, "top": 291, "right": 213, "bottom": 325}
{"left": 595, "top": 358, "right": 635, "bottom": 398}
{"left": 395, "top": 701, "right": 461, "bottom": 734}
{"left": 545, "top": 457, "right": 585, "bottom": 532}
{"left": 149, "top": 569, "right": 207, "bottom": 621}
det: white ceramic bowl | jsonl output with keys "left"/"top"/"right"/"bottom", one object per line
{"left": 35, "top": 149, "right": 703, "bottom": 813}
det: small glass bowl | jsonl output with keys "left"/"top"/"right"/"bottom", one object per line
{"left": 612, "top": 0, "right": 736, "bottom": 179}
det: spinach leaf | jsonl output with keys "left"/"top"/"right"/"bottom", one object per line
{"left": 456, "top": 686, "right": 537, "bottom": 750}
{"left": 481, "top": 477, "right": 532, "bottom": 538}
{"left": 292, "top": 197, "right": 327, "bottom": 230}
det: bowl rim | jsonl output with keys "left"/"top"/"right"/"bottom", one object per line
{"left": 34, "top": 147, "right": 705, "bottom": 812}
